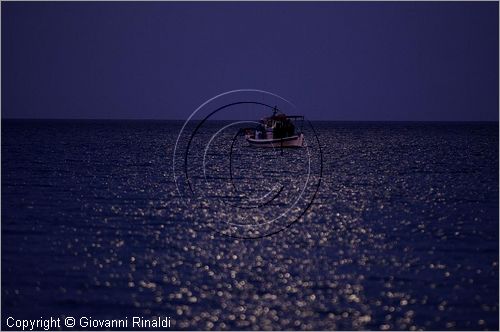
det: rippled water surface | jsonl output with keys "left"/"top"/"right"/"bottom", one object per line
{"left": 2, "top": 120, "right": 498, "bottom": 330}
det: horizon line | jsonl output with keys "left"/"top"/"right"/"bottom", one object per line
{"left": 1, "top": 117, "right": 499, "bottom": 123}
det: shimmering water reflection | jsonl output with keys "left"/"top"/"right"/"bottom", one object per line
{"left": 2, "top": 120, "right": 498, "bottom": 330}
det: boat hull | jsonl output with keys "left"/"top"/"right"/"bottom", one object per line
{"left": 246, "top": 134, "right": 304, "bottom": 148}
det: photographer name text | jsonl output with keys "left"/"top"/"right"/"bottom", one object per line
{"left": 6, "top": 316, "right": 172, "bottom": 330}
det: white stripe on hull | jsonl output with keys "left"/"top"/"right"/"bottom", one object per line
{"left": 246, "top": 134, "right": 304, "bottom": 148}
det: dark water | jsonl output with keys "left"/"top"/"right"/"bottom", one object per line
{"left": 2, "top": 120, "right": 498, "bottom": 330}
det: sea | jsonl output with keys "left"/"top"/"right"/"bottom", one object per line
{"left": 2, "top": 120, "right": 498, "bottom": 330}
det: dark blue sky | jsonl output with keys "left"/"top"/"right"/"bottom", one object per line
{"left": 2, "top": 2, "right": 498, "bottom": 121}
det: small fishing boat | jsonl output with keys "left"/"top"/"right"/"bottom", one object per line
{"left": 245, "top": 108, "right": 304, "bottom": 148}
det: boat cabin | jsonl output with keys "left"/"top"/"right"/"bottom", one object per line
{"left": 255, "top": 112, "right": 300, "bottom": 140}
